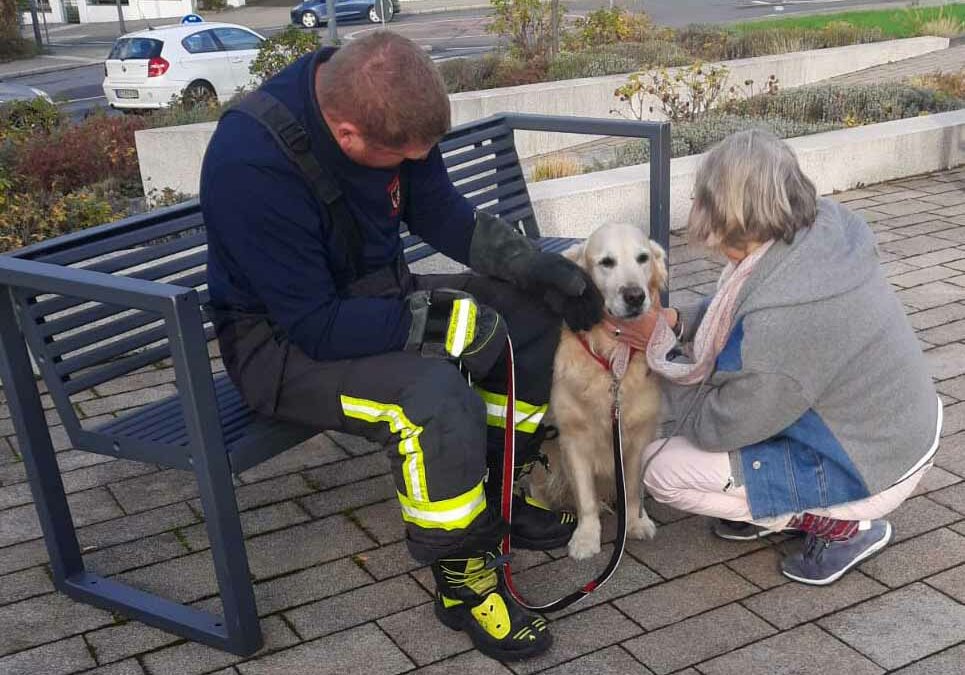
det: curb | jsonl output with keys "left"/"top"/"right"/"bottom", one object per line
{"left": 404, "top": 3, "right": 490, "bottom": 14}
{"left": 0, "top": 58, "right": 100, "bottom": 80}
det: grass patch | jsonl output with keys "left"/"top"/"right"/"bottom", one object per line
{"left": 531, "top": 154, "right": 581, "bottom": 182}
{"left": 735, "top": 4, "right": 965, "bottom": 38}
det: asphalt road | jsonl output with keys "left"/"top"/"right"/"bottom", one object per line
{"left": 9, "top": 0, "right": 920, "bottom": 119}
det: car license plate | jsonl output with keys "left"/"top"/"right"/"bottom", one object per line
{"left": 115, "top": 89, "right": 139, "bottom": 99}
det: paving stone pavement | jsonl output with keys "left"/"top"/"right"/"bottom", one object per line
{"left": 2, "top": 169, "right": 965, "bottom": 673}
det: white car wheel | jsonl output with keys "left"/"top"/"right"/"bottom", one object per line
{"left": 301, "top": 11, "right": 318, "bottom": 28}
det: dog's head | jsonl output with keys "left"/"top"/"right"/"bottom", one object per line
{"left": 564, "top": 223, "right": 667, "bottom": 319}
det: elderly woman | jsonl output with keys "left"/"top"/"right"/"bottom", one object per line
{"left": 643, "top": 129, "right": 941, "bottom": 585}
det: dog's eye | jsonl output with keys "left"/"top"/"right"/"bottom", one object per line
{"left": 599, "top": 257, "right": 616, "bottom": 268}
{"left": 636, "top": 253, "right": 650, "bottom": 264}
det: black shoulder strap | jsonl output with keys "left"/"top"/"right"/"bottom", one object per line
{"left": 228, "top": 90, "right": 363, "bottom": 281}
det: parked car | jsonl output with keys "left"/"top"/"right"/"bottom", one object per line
{"left": 0, "top": 82, "right": 53, "bottom": 104}
{"left": 291, "top": 0, "right": 400, "bottom": 28}
{"left": 102, "top": 22, "right": 264, "bottom": 111}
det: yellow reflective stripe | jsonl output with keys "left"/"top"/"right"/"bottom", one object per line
{"left": 396, "top": 480, "right": 487, "bottom": 531}
{"left": 446, "top": 298, "right": 477, "bottom": 358}
{"left": 340, "top": 395, "right": 429, "bottom": 502}
{"left": 474, "top": 388, "right": 547, "bottom": 434}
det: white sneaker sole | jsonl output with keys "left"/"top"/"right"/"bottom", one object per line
{"left": 781, "top": 522, "right": 893, "bottom": 586}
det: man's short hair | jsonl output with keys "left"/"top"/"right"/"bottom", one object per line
{"left": 316, "top": 31, "right": 451, "bottom": 149}
{"left": 688, "top": 129, "right": 817, "bottom": 251}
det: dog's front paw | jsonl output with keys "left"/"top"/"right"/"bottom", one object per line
{"left": 568, "top": 520, "right": 601, "bottom": 560}
{"left": 629, "top": 514, "right": 658, "bottom": 541}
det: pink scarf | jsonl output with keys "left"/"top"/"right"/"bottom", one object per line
{"left": 647, "top": 240, "right": 773, "bottom": 385}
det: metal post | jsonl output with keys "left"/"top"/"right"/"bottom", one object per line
{"left": 326, "top": 0, "right": 337, "bottom": 44}
{"left": 115, "top": 0, "right": 126, "bottom": 35}
{"left": 27, "top": 0, "right": 43, "bottom": 49}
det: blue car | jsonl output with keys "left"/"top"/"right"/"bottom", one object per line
{"left": 291, "top": 0, "right": 399, "bottom": 27}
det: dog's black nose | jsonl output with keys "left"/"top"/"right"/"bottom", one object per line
{"left": 622, "top": 286, "right": 646, "bottom": 309}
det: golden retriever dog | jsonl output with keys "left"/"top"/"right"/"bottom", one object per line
{"left": 532, "top": 223, "right": 666, "bottom": 560}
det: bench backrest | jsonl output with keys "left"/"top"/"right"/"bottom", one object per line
{"left": 8, "top": 114, "right": 537, "bottom": 444}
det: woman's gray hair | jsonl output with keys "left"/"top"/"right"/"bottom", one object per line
{"left": 688, "top": 129, "right": 817, "bottom": 251}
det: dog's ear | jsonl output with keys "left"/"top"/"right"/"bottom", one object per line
{"left": 562, "top": 242, "right": 586, "bottom": 268}
{"left": 648, "top": 240, "right": 668, "bottom": 297}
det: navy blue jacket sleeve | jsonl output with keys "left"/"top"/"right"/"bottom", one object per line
{"left": 403, "top": 147, "right": 475, "bottom": 265}
{"left": 203, "top": 159, "right": 412, "bottom": 361}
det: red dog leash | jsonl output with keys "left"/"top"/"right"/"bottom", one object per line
{"left": 499, "top": 336, "right": 630, "bottom": 613}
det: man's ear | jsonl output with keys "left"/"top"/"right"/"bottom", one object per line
{"left": 330, "top": 118, "right": 362, "bottom": 154}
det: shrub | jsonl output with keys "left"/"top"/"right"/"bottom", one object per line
{"left": 604, "top": 113, "right": 843, "bottom": 168}
{"left": 547, "top": 40, "right": 691, "bottom": 80}
{"left": 562, "top": 8, "right": 659, "bottom": 52}
{"left": 249, "top": 27, "right": 320, "bottom": 83}
{"left": 0, "top": 186, "right": 120, "bottom": 253}
{"left": 918, "top": 16, "right": 964, "bottom": 37}
{"left": 197, "top": 0, "right": 227, "bottom": 9}
{"left": 613, "top": 62, "right": 732, "bottom": 122}
{"left": 487, "top": 0, "right": 557, "bottom": 61}
{"left": 14, "top": 113, "right": 146, "bottom": 195}
{"left": 678, "top": 21, "right": 884, "bottom": 61}
{"left": 0, "top": 98, "right": 63, "bottom": 142}
{"left": 723, "top": 82, "right": 963, "bottom": 125}
{"left": 439, "top": 55, "right": 504, "bottom": 92}
{"left": 911, "top": 71, "right": 965, "bottom": 99}
{"left": 531, "top": 154, "right": 580, "bottom": 181}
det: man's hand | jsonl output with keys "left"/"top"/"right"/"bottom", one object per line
{"left": 468, "top": 211, "right": 604, "bottom": 331}
{"left": 405, "top": 289, "right": 507, "bottom": 378}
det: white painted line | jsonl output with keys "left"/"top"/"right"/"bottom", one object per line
{"left": 60, "top": 95, "right": 106, "bottom": 104}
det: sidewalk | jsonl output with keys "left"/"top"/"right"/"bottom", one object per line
{"left": 1, "top": 170, "right": 965, "bottom": 674}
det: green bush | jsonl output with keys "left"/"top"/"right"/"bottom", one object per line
{"left": 677, "top": 21, "right": 885, "bottom": 61}
{"left": 0, "top": 184, "right": 122, "bottom": 253}
{"left": 547, "top": 40, "right": 690, "bottom": 80}
{"left": 438, "top": 54, "right": 548, "bottom": 92}
{"left": 724, "top": 82, "right": 963, "bottom": 125}
{"left": 602, "top": 113, "right": 843, "bottom": 168}
{"left": 562, "top": 8, "right": 658, "bottom": 52}
{"left": 249, "top": 27, "right": 320, "bottom": 83}
{"left": 487, "top": 0, "right": 556, "bottom": 61}
{"left": 0, "top": 98, "right": 63, "bottom": 142}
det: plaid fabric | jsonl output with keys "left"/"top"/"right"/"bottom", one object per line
{"left": 788, "top": 513, "right": 860, "bottom": 542}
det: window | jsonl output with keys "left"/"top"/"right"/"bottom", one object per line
{"left": 182, "top": 30, "right": 221, "bottom": 55}
{"left": 108, "top": 38, "right": 162, "bottom": 60}
{"left": 212, "top": 28, "right": 262, "bottom": 52}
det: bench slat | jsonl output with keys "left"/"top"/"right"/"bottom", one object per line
{"left": 439, "top": 122, "right": 513, "bottom": 154}
{"left": 446, "top": 154, "right": 520, "bottom": 184}
{"left": 442, "top": 137, "right": 515, "bottom": 172}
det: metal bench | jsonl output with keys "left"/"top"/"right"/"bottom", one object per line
{"left": 0, "top": 113, "right": 670, "bottom": 656}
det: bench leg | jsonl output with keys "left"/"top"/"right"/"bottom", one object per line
{"left": 0, "top": 287, "right": 263, "bottom": 657}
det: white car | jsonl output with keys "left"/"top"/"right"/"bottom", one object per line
{"left": 102, "top": 22, "right": 264, "bottom": 110}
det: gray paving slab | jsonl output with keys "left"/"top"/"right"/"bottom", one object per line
{"left": 613, "top": 564, "right": 757, "bottom": 631}
{"left": 622, "top": 603, "right": 775, "bottom": 675}
{"left": 107, "top": 469, "right": 200, "bottom": 514}
{"left": 409, "top": 649, "right": 513, "bottom": 674}
{"left": 141, "top": 615, "right": 298, "bottom": 675}
{"left": 85, "top": 530, "right": 190, "bottom": 577}
{"left": 84, "top": 618, "right": 180, "bottom": 665}
{"left": 511, "top": 604, "right": 644, "bottom": 675}
{"left": 298, "top": 474, "right": 397, "bottom": 518}
{"left": 0, "top": 592, "right": 113, "bottom": 656}
{"left": 625, "top": 515, "right": 765, "bottom": 579}
{"left": 378, "top": 601, "right": 474, "bottom": 666}
{"left": 891, "top": 643, "right": 965, "bottom": 674}
{"left": 0, "top": 488, "right": 123, "bottom": 547}
{"left": 236, "top": 623, "right": 413, "bottom": 675}
{"left": 244, "top": 514, "right": 374, "bottom": 580}
{"left": 285, "top": 575, "right": 430, "bottom": 640}
{"left": 860, "top": 527, "right": 965, "bottom": 588}
{"left": 741, "top": 570, "right": 886, "bottom": 630}
{"left": 0, "top": 539, "right": 50, "bottom": 576}
{"left": 886, "top": 495, "right": 963, "bottom": 543}
{"left": 83, "top": 659, "right": 148, "bottom": 675}
{"left": 538, "top": 646, "right": 652, "bottom": 674}
{"left": 0, "top": 565, "right": 53, "bottom": 606}
{"left": 235, "top": 433, "right": 346, "bottom": 484}
{"left": 179, "top": 500, "right": 311, "bottom": 552}
{"left": 725, "top": 546, "right": 788, "bottom": 589}
{"left": 910, "top": 466, "right": 962, "bottom": 496}
{"left": 818, "top": 583, "right": 965, "bottom": 670}
{"left": 0, "top": 636, "right": 96, "bottom": 675}
{"left": 697, "top": 623, "right": 884, "bottom": 675}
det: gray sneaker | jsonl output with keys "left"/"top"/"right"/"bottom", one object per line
{"left": 781, "top": 520, "right": 893, "bottom": 586}
{"left": 713, "top": 519, "right": 795, "bottom": 542}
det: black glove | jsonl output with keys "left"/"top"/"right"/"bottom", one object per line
{"left": 468, "top": 211, "right": 604, "bottom": 331}
{"left": 404, "top": 289, "right": 507, "bottom": 379}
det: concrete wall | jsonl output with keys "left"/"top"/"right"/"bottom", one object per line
{"left": 451, "top": 36, "right": 949, "bottom": 158}
{"left": 528, "top": 109, "right": 965, "bottom": 239}
{"left": 77, "top": 0, "right": 192, "bottom": 23}
{"left": 135, "top": 36, "right": 950, "bottom": 197}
